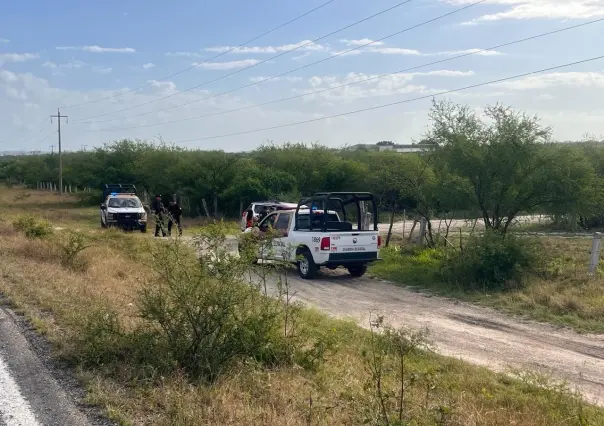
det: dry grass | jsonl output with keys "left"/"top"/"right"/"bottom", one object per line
{"left": 372, "top": 231, "right": 604, "bottom": 333}
{"left": 1, "top": 186, "right": 603, "bottom": 425}
{"left": 477, "top": 237, "right": 604, "bottom": 332}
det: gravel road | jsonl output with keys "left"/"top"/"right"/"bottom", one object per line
{"left": 262, "top": 269, "right": 604, "bottom": 406}
{"left": 209, "top": 236, "right": 604, "bottom": 407}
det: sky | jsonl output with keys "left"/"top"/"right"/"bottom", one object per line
{"left": 0, "top": 0, "right": 603, "bottom": 153}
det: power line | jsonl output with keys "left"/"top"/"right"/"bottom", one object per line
{"left": 11, "top": 117, "right": 51, "bottom": 145}
{"left": 166, "top": 55, "right": 604, "bottom": 144}
{"left": 31, "top": 131, "right": 56, "bottom": 148}
{"left": 59, "top": 0, "right": 338, "bottom": 110}
{"left": 73, "top": 0, "right": 417, "bottom": 123}
{"left": 86, "top": 17, "right": 603, "bottom": 134}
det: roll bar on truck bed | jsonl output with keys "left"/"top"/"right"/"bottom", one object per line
{"left": 293, "top": 192, "right": 378, "bottom": 232}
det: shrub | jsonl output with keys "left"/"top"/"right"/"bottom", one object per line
{"left": 58, "top": 231, "right": 92, "bottom": 271}
{"left": 442, "top": 231, "right": 541, "bottom": 291}
{"left": 12, "top": 215, "right": 53, "bottom": 239}
{"left": 136, "top": 224, "right": 316, "bottom": 382}
{"left": 73, "top": 222, "right": 333, "bottom": 384}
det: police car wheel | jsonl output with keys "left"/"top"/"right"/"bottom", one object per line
{"left": 297, "top": 250, "right": 317, "bottom": 279}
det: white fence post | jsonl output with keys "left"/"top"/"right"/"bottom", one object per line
{"left": 589, "top": 232, "right": 603, "bottom": 275}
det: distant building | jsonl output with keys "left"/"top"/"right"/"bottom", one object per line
{"left": 346, "top": 141, "right": 431, "bottom": 153}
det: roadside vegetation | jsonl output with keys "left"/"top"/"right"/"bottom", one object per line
{"left": 2, "top": 99, "right": 604, "bottom": 423}
{"left": 0, "top": 187, "right": 603, "bottom": 425}
{"left": 370, "top": 233, "right": 604, "bottom": 333}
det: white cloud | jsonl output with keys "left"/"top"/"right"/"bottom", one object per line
{"left": 330, "top": 44, "right": 502, "bottom": 57}
{"left": 442, "top": 0, "right": 604, "bottom": 23}
{"left": 192, "top": 59, "right": 261, "bottom": 70}
{"left": 42, "top": 60, "right": 87, "bottom": 75}
{"left": 203, "top": 40, "right": 328, "bottom": 54}
{"left": 142, "top": 63, "right": 155, "bottom": 69}
{"left": 249, "top": 76, "right": 303, "bottom": 83}
{"left": 97, "top": 67, "right": 113, "bottom": 74}
{"left": 148, "top": 80, "right": 177, "bottom": 95}
{"left": 301, "top": 70, "right": 475, "bottom": 102}
{"left": 0, "top": 52, "right": 39, "bottom": 65}
{"left": 370, "top": 47, "right": 423, "bottom": 56}
{"left": 292, "top": 52, "right": 312, "bottom": 61}
{"left": 340, "top": 38, "right": 385, "bottom": 46}
{"left": 0, "top": 38, "right": 9, "bottom": 44}
{"left": 56, "top": 45, "right": 136, "bottom": 53}
{"left": 492, "top": 72, "right": 604, "bottom": 90}
{"left": 429, "top": 49, "right": 504, "bottom": 57}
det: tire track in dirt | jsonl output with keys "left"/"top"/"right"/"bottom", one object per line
{"left": 260, "top": 269, "right": 604, "bottom": 406}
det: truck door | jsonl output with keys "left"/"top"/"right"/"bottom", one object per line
{"left": 272, "top": 212, "right": 292, "bottom": 260}
{"left": 256, "top": 212, "right": 279, "bottom": 260}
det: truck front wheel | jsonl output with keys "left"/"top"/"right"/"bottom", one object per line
{"left": 297, "top": 250, "right": 317, "bottom": 279}
{"left": 347, "top": 263, "right": 367, "bottom": 278}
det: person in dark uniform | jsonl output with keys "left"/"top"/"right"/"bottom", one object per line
{"left": 167, "top": 196, "right": 183, "bottom": 237}
{"left": 257, "top": 205, "right": 270, "bottom": 224}
{"left": 151, "top": 194, "right": 166, "bottom": 237}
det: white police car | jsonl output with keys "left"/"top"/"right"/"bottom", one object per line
{"left": 100, "top": 192, "right": 148, "bottom": 232}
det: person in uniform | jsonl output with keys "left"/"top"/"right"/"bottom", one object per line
{"left": 167, "top": 196, "right": 183, "bottom": 237}
{"left": 151, "top": 194, "right": 166, "bottom": 237}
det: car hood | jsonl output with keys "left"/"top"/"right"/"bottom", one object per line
{"left": 107, "top": 207, "right": 145, "bottom": 214}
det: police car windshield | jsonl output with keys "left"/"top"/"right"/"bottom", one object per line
{"left": 108, "top": 198, "right": 141, "bottom": 208}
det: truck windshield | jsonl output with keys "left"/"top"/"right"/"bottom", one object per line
{"left": 108, "top": 198, "right": 142, "bottom": 208}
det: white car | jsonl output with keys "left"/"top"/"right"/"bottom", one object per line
{"left": 242, "top": 192, "right": 381, "bottom": 279}
{"left": 100, "top": 193, "right": 147, "bottom": 232}
{"left": 240, "top": 201, "right": 300, "bottom": 231}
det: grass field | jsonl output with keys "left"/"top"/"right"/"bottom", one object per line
{"left": 1, "top": 186, "right": 603, "bottom": 425}
{"left": 370, "top": 232, "right": 604, "bottom": 333}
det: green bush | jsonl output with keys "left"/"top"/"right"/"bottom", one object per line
{"left": 58, "top": 231, "right": 92, "bottom": 271}
{"left": 442, "top": 231, "right": 541, "bottom": 291}
{"left": 12, "top": 215, "right": 53, "bottom": 239}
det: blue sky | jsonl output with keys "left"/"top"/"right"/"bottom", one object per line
{"left": 1, "top": 0, "right": 603, "bottom": 152}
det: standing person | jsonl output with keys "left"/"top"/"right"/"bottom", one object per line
{"left": 167, "top": 196, "right": 183, "bottom": 237}
{"left": 257, "top": 205, "right": 270, "bottom": 224}
{"left": 151, "top": 194, "right": 166, "bottom": 237}
{"left": 245, "top": 209, "right": 254, "bottom": 229}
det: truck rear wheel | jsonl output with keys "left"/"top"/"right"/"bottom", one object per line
{"left": 347, "top": 263, "right": 367, "bottom": 278}
{"left": 297, "top": 250, "right": 317, "bottom": 279}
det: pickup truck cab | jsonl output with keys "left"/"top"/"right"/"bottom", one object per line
{"left": 243, "top": 192, "right": 381, "bottom": 279}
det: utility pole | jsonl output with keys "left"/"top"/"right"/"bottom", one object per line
{"left": 49, "top": 145, "right": 55, "bottom": 155}
{"left": 50, "top": 109, "right": 68, "bottom": 195}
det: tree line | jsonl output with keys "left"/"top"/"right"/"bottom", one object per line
{"left": 2, "top": 100, "right": 604, "bottom": 233}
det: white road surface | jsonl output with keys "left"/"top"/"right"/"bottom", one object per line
{"left": 0, "top": 351, "right": 41, "bottom": 426}
{"left": 0, "top": 306, "right": 113, "bottom": 426}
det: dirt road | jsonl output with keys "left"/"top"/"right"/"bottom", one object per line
{"left": 256, "top": 268, "right": 604, "bottom": 406}
{"left": 211, "top": 236, "right": 604, "bottom": 406}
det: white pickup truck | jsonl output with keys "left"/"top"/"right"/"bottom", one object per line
{"left": 242, "top": 192, "right": 381, "bottom": 279}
